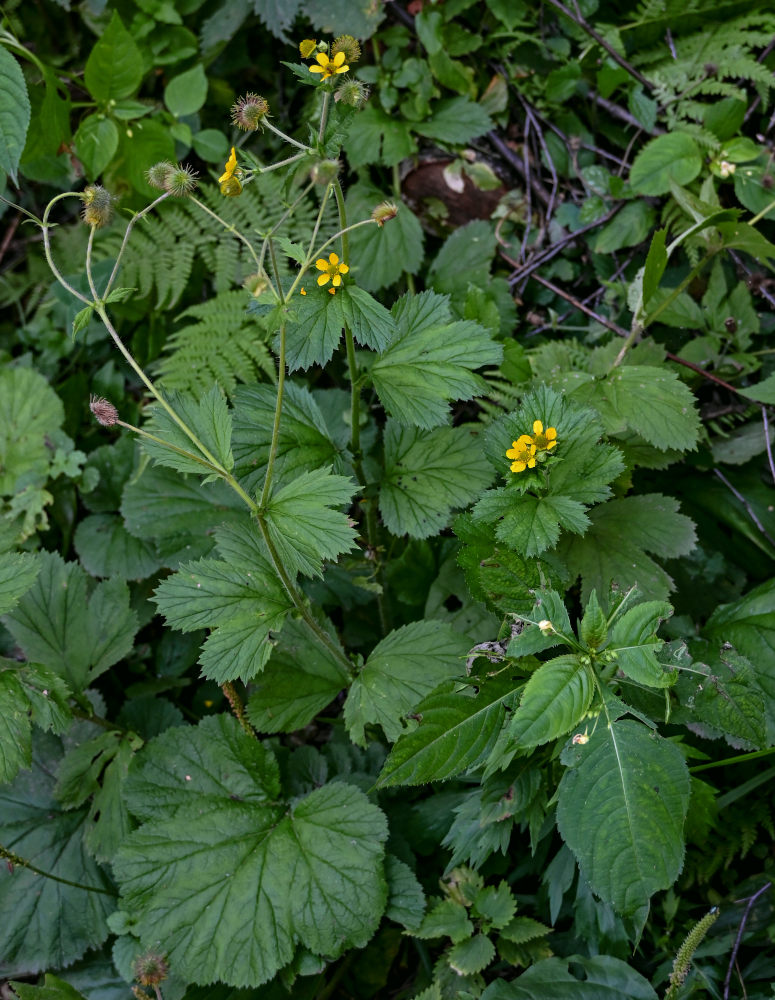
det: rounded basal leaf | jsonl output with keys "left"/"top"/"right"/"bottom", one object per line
{"left": 629, "top": 132, "right": 702, "bottom": 195}
{"left": 0, "top": 734, "right": 115, "bottom": 976}
{"left": 557, "top": 720, "right": 690, "bottom": 914}
{"left": 115, "top": 717, "right": 388, "bottom": 987}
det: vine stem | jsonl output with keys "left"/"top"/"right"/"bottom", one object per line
{"left": 0, "top": 844, "right": 117, "bottom": 897}
{"left": 42, "top": 193, "right": 92, "bottom": 304}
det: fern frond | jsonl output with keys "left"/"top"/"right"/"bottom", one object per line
{"left": 155, "top": 290, "right": 275, "bottom": 397}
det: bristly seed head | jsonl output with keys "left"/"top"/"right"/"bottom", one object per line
{"left": 146, "top": 161, "right": 176, "bottom": 190}
{"left": 310, "top": 159, "right": 341, "bottom": 185}
{"left": 335, "top": 77, "right": 369, "bottom": 108}
{"left": 371, "top": 200, "right": 399, "bottom": 226}
{"left": 231, "top": 93, "right": 270, "bottom": 131}
{"left": 164, "top": 163, "right": 198, "bottom": 196}
{"left": 89, "top": 395, "right": 119, "bottom": 427}
{"left": 81, "top": 185, "right": 114, "bottom": 228}
{"left": 133, "top": 951, "right": 169, "bottom": 987}
{"left": 332, "top": 35, "right": 361, "bottom": 63}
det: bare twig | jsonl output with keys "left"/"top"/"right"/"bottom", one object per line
{"left": 590, "top": 91, "right": 663, "bottom": 135}
{"left": 544, "top": 0, "right": 654, "bottom": 92}
{"left": 714, "top": 470, "right": 775, "bottom": 547}
{"left": 723, "top": 882, "right": 772, "bottom": 999}
{"left": 763, "top": 407, "right": 775, "bottom": 485}
{"left": 487, "top": 130, "right": 553, "bottom": 209}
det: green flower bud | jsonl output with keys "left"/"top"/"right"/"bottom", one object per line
{"left": 80, "top": 185, "right": 114, "bottom": 228}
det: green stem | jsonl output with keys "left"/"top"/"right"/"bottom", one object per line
{"left": 85, "top": 226, "right": 99, "bottom": 301}
{"left": 259, "top": 320, "right": 286, "bottom": 509}
{"left": 257, "top": 180, "right": 316, "bottom": 278}
{"left": 103, "top": 192, "right": 170, "bottom": 297}
{"left": 189, "top": 196, "right": 261, "bottom": 272}
{"left": 690, "top": 746, "right": 775, "bottom": 773}
{"left": 318, "top": 91, "right": 331, "bottom": 144}
{"left": 254, "top": 151, "right": 307, "bottom": 174}
{"left": 0, "top": 844, "right": 117, "bottom": 897}
{"left": 42, "top": 192, "right": 91, "bottom": 305}
{"left": 282, "top": 184, "right": 333, "bottom": 299}
{"left": 263, "top": 118, "right": 311, "bottom": 151}
{"left": 116, "top": 421, "right": 223, "bottom": 475}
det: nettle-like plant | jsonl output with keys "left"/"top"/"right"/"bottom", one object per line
{"left": 1, "top": 31, "right": 774, "bottom": 1000}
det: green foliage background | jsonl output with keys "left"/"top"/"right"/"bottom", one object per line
{"left": 1, "top": 0, "right": 775, "bottom": 998}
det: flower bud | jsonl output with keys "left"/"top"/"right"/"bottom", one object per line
{"left": 332, "top": 35, "right": 361, "bottom": 64}
{"left": 164, "top": 164, "right": 198, "bottom": 196}
{"left": 133, "top": 951, "right": 169, "bottom": 987}
{"left": 243, "top": 272, "right": 270, "bottom": 297}
{"left": 371, "top": 200, "right": 398, "bottom": 226}
{"left": 572, "top": 732, "right": 589, "bottom": 745}
{"left": 231, "top": 93, "right": 270, "bottom": 131}
{"left": 335, "top": 77, "right": 369, "bottom": 108}
{"left": 310, "top": 159, "right": 341, "bottom": 185}
{"left": 80, "top": 185, "right": 114, "bottom": 228}
{"left": 89, "top": 395, "right": 119, "bottom": 427}
{"left": 146, "top": 161, "right": 175, "bottom": 190}
{"left": 538, "top": 619, "right": 554, "bottom": 635}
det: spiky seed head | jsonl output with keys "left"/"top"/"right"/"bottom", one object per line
{"left": 89, "top": 395, "right": 119, "bottom": 426}
{"left": 332, "top": 35, "right": 361, "bottom": 63}
{"left": 80, "top": 185, "right": 114, "bottom": 228}
{"left": 243, "top": 272, "right": 271, "bottom": 297}
{"left": 231, "top": 93, "right": 270, "bottom": 131}
{"left": 133, "top": 951, "right": 169, "bottom": 987}
{"left": 335, "top": 77, "right": 369, "bottom": 108}
{"left": 164, "top": 164, "right": 198, "bottom": 196}
{"left": 310, "top": 159, "right": 341, "bottom": 185}
{"left": 371, "top": 200, "right": 398, "bottom": 226}
{"left": 146, "top": 161, "right": 176, "bottom": 190}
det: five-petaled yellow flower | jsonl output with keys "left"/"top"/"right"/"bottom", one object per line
{"left": 531, "top": 420, "right": 557, "bottom": 452}
{"left": 219, "top": 147, "right": 242, "bottom": 197}
{"left": 506, "top": 436, "right": 537, "bottom": 473}
{"left": 316, "top": 252, "right": 349, "bottom": 288}
{"left": 309, "top": 51, "right": 349, "bottom": 80}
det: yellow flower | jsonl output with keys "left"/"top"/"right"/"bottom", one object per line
{"left": 309, "top": 51, "right": 349, "bottom": 80}
{"left": 506, "top": 435, "right": 537, "bottom": 473}
{"left": 299, "top": 38, "right": 317, "bottom": 58}
{"left": 219, "top": 147, "right": 242, "bottom": 197}
{"left": 531, "top": 420, "right": 557, "bottom": 452}
{"left": 315, "top": 252, "right": 349, "bottom": 288}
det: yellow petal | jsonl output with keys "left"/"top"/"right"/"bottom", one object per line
{"left": 317, "top": 274, "right": 330, "bottom": 286}
{"left": 220, "top": 176, "right": 242, "bottom": 197}
{"left": 309, "top": 65, "right": 324, "bottom": 74}
{"left": 528, "top": 458, "right": 536, "bottom": 468}
{"left": 505, "top": 448, "right": 518, "bottom": 460}
{"left": 511, "top": 461, "right": 526, "bottom": 473}
{"left": 517, "top": 434, "right": 533, "bottom": 447}
{"left": 315, "top": 52, "right": 329, "bottom": 67}
{"left": 338, "top": 263, "right": 349, "bottom": 274}
{"left": 546, "top": 440, "right": 557, "bottom": 450}
{"left": 332, "top": 274, "right": 341, "bottom": 286}
{"left": 546, "top": 427, "right": 557, "bottom": 439}
{"left": 533, "top": 420, "right": 543, "bottom": 435}
{"left": 333, "top": 52, "right": 346, "bottom": 67}
{"left": 300, "top": 288, "right": 307, "bottom": 295}
{"left": 328, "top": 287, "right": 336, "bottom": 294}
{"left": 315, "top": 258, "right": 329, "bottom": 271}
{"left": 335, "top": 63, "right": 349, "bottom": 74}
{"left": 329, "top": 252, "right": 339, "bottom": 265}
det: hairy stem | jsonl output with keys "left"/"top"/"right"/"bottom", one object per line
{"left": 103, "top": 192, "right": 170, "bottom": 297}
{"left": 0, "top": 844, "right": 117, "bottom": 896}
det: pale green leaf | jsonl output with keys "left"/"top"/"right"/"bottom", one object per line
{"left": 0, "top": 48, "right": 31, "bottom": 185}
{"left": 10, "top": 974, "right": 87, "bottom": 1000}
{"left": 739, "top": 372, "right": 775, "bottom": 404}
{"left": 345, "top": 620, "right": 471, "bottom": 745}
{"left": 415, "top": 97, "right": 493, "bottom": 144}
{"left": 498, "top": 916, "right": 552, "bottom": 944}
{"left": 346, "top": 182, "right": 424, "bottom": 292}
{"left": 232, "top": 382, "right": 342, "bottom": 494}
{"left": 629, "top": 132, "right": 702, "bottom": 195}
{"left": 385, "top": 854, "right": 426, "bottom": 931}
{"left": 474, "top": 490, "right": 589, "bottom": 557}
{"left": 429, "top": 221, "right": 495, "bottom": 295}
{"left": 557, "top": 720, "right": 690, "bottom": 914}
{"left": 3, "top": 553, "right": 137, "bottom": 692}
{"left": 343, "top": 105, "right": 416, "bottom": 168}
{"left": 338, "top": 284, "right": 397, "bottom": 352}
{"left": 509, "top": 655, "right": 593, "bottom": 748}
{"left": 0, "top": 734, "right": 115, "bottom": 976}
{"left": 414, "top": 898, "right": 473, "bottom": 943}
{"left": 610, "top": 601, "right": 676, "bottom": 688}
{"left": 141, "top": 386, "right": 234, "bottom": 478}
{"left": 0, "top": 551, "right": 40, "bottom": 614}
{"left": 84, "top": 12, "right": 144, "bottom": 102}
{"left": 449, "top": 934, "right": 495, "bottom": 975}
{"left": 0, "top": 367, "right": 64, "bottom": 496}
{"left": 482, "top": 955, "right": 657, "bottom": 999}
{"left": 284, "top": 289, "right": 345, "bottom": 371}
{"left": 74, "top": 115, "right": 118, "bottom": 179}
{"left": 377, "top": 676, "right": 519, "bottom": 787}
{"left": 263, "top": 467, "right": 357, "bottom": 579}
{"left": 115, "top": 717, "right": 388, "bottom": 988}
{"left": 246, "top": 617, "right": 351, "bottom": 733}
{"left": 152, "top": 518, "right": 293, "bottom": 683}
{"left": 560, "top": 494, "right": 697, "bottom": 602}
{"left": 164, "top": 64, "right": 208, "bottom": 116}
{"left": 474, "top": 882, "right": 517, "bottom": 930}
{"left": 380, "top": 421, "right": 493, "bottom": 539}
{"left": 677, "top": 648, "right": 766, "bottom": 748}
{"left": 602, "top": 366, "right": 701, "bottom": 451}
{"left": 74, "top": 514, "right": 161, "bottom": 580}
{"left": 373, "top": 291, "right": 502, "bottom": 430}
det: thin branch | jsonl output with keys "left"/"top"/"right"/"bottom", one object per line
{"left": 590, "top": 91, "right": 663, "bottom": 135}
{"left": 714, "top": 469, "right": 775, "bottom": 547}
{"left": 544, "top": 0, "right": 654, "bottom": 92}
{"left": 763, "top": 407, "right": 775, "bottom": 485}
{"left": 723, "top": 882, "right": 772, "bottom": 1000}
